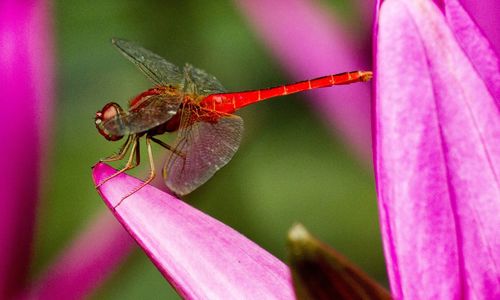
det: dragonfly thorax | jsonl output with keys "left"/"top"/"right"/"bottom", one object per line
{"left": 95, "top": 102, "right": 126, "bottom": 141}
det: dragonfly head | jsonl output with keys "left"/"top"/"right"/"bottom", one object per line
{"left": 95, "top": 102, "right": 125, "bottom": 141}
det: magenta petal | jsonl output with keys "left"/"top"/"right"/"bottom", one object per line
{"left": 92, "top": 163, "right": 294, "bottom": 299}
{"left": 432, "top": 0, "right": 500, "bottom": 55}
{"left": 443, "top": 0, "right": 500, "bottom": 102}
{"left": 234, "top": 0, "right": 372, "bottom": 159}
{"left": 0, "top": 1, "right": 54, "bottom": 298}
{"left": 25, "top": 212, "right": 134, "bottom": 299}
{"left": 376, "top": 0, "right": 500, "bottom": 298}
{"left": 460, "top": 0, "right": 500, "bottom": 55}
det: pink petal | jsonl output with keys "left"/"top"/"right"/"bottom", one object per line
{"left": 234, "top": 0, "right": 373, "bottom": 160}
{"left": 375, "top": 0, "right": 500, "bottom": 298}
{"left": 443, "top": 0, "right": 500, "bottom": 102}
{"left": 0, "top": 1, "right": 54, "bottom": 297}
{"left": 92, "top": 163, "right": 294, "bottom": 299}
{"left": 460, "top": 0, "right": 500, "bottom": 55}
{"left": 23, "top": 212, "right": 134, "bottom": 299}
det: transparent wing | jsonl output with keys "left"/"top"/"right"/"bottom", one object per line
{"left": 102, "top": 94, "right": 182, "bottom": 136}
{"left": 112, "top": 38, "right": 184, "bottom": 87}
{"left": 183, "top": 64, "right": 226, "bottom": 96}
{"left": 163, "top": 109, "right": 243, "bottom": 196}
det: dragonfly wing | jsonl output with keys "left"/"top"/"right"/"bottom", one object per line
{"left": 183, "top": 64, "right": 227, "bottom": 96}
{"left": 163, "top": 113, "right": 243, "bottom": 196}
{"left": 112, "top": 38, "right": 184, "bottom": 87}
{"left": 102, "top": 94, "right": 182, "bottom": 136}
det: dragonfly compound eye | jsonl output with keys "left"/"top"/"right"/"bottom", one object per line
{"left": 95, "top": 102, "right": 125, "bottom": 141}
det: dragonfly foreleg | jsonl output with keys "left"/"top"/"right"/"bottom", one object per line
{"left": 114, "top": 136, "right": 157, "bottom": 209}
{"left": 96, "top": 135, "right": 140, "bottom": 188}
{"left": 100, "top": 135, "right": 132, "bottom": 162}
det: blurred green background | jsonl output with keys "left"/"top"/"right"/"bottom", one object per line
{"left": 34, "top": 0, "right": 385, "bottom": 298}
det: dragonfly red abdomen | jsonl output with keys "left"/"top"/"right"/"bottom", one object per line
{"left": 200, "top": 70, "right": 372, "bottom": 114}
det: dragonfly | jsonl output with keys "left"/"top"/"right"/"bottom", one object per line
{"left": 95, "top": 38, "right": 372, "bottom": 202}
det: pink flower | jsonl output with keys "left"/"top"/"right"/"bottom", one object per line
{"left": 375, "top": 0, "right": 500, "bottom": 298}
{"left": 88, "top": 0, "right": 498, "bottom": 298}
{"left": 0, "top": 1, "right": 135, "bottom": 299}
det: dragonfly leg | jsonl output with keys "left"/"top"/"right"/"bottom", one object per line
{"left": 150, "top": 136, "right": 185, "bottom": 158}
{"left": 114, "top": 136, "right": 156, "bottom": 209}
{"left": 100, "top": 136, "right": 132, "bottom": 162}
{"left": 96, "top": 136, "right": 140, "bottom": 188}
